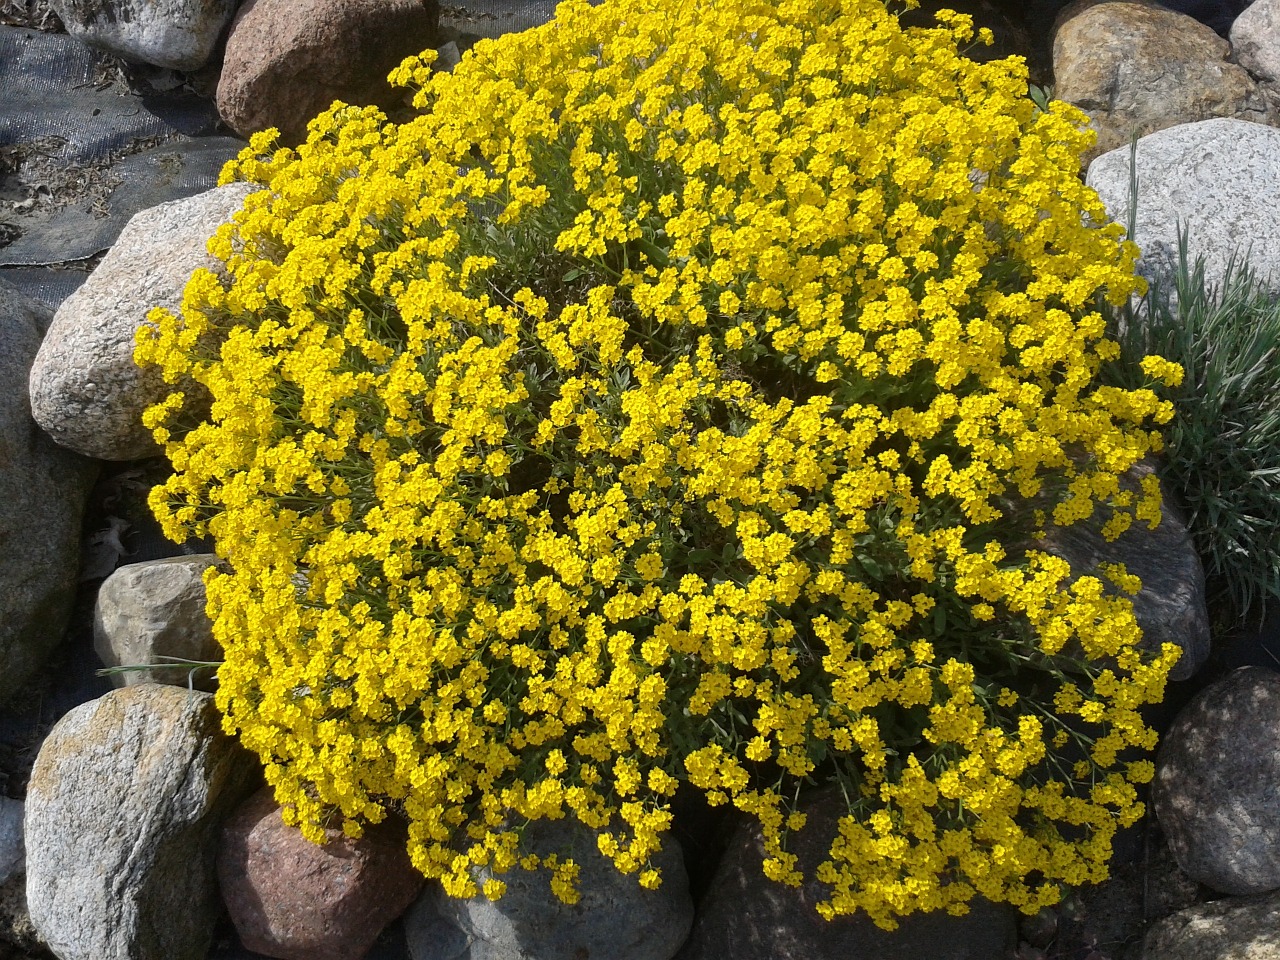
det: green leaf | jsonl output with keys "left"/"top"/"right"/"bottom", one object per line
{"left": 857, "top": 554, "right": 883, "bottom": 578}
{"left": 688, "top": 548, "right": 718, "bottom": 566}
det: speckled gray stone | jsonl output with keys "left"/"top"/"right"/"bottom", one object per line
{"left": 48, "top": 0, "right": 238, "bottom": 70}
{"left": 1087, "top": 118, "right": 1280, "bottom": 302}
{"left": 1232, "top": 0, "right": 1280, "bottom": 83}
{"left": 406, "top": 816, "right": 693, "bottom": 960}
{"left": 0, "top": 280, "right": 97, "bottom": 706}
{"left": 94, "top": 555, "right": 223, "bottom": 691}
{"left": 25, "top": 685, "right": 258, "bottom": 960}
{"left": 1143, "top": 888, "right": 1280, "bottom": 959}
{"left": 1154, "top": 666, "right": 1280, "bottom": 895}
{"left": 28, "top": 181, "right": 258, "bottom": 460}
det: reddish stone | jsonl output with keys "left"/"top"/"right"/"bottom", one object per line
{"left": 217, "top": 786, "right": 424, "bottom": 960}
{"left": 215, "top": 0, "right": 439, "bottom": 146}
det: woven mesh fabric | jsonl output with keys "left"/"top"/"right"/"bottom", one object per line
{"left": 439, "top": 0, "right": 600, "bottom": 38}
{"left": 0, "top": 27, "right": 238, "bottom": 304}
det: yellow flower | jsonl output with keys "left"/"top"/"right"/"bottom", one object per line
{"left": 138, "top": 0, "right": 1179, "bottom": 933}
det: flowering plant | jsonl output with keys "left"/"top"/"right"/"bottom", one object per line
{"left": 136, "top": 0, "right": 1183, "bottom": 929}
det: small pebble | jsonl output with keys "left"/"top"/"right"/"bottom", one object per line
{"left": 1019, "top": 907, "right": 1058, "bottom": 948}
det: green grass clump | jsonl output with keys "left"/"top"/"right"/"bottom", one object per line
{"left": 1103, "top": 227, "right": 1280, "bottom": 629}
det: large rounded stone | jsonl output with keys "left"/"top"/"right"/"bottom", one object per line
{"left": 1054, "top": 2, "right": 1272, "bottom": 164}
{"left": 1232, "top": 0, "right": 1280, "bottom": 83}
{"left": 1087, "top": 118, "right": 1280, "bottom": 303}
{"left": 674, "top": 787, "right": 1018, "bottom": 960}
{"left": 1025, "top": 458, "right": 1210, "bottom": 681}
{"left": 27, "top": 181, "right": 258, "bottom": 461}
{"left": 406, "top": 815, "right": 694, "bottom": 960}
{"left": 0, "top": 280, "right": 97, "bottom": 706}
{"left": 1154, "top": 666, "right": 1280, "bottom": 894}
{"left": 1142, "top": 888, "right": 1280, "bottom": 959}
{"left": 25, "top": 685, "right": 258, "bottom": 960}
{"left": 218, "top": 786, "right": 424, "bottom": 960}
{"left": 216, "top": 0, "right": 439, "bottom": 146}
{"left": 47, "top": 0, "right": 238, "bottom": 70}
{"left": 94, "top": 555, "right": 223, "bottom": 691}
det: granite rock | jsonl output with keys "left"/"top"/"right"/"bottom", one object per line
{"left": 674, "top": 787, "right": 1018, "bottom": 960}
{"left": 1055, "top": 2, "right": 1273, "bottom": 164}
{"left": 94, "top": 555, "right": 223, "bottom": 691}
{"left": 1087, "top": 117, "right": 1280, "bottom": 301}
{"left": 0, "top": 280, "right": 97, "bottom": 707}
{"left": 28, "top": 182, "right": 260, "bottom": 461}
{"left": 25, "top": 684, "right": 258, "bottom": 960}
{"left": 216, "top": 0, "right": 440, "bottom": 145}
{"left": 47, "top": 0, "right": 239, "bottom": 70}
{"left": 219, "top": 786, "right": 425, "bottom": 960}
{"left": 1142, "top": 888, "right": 1280, "bottom": 959}
{"left": 407, "top": 815, "right": 693, "bottom": 960}
{"left": 1232, "top": 0, "right": 1280, "bottom": 82}
{"left": 1154, "top": 666, "right": 1280, "bottom": 894}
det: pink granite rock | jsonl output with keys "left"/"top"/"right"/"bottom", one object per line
{"left": 217, "top": 786, "right": 424, "bottom": 960}
{"left": 215, "top": 0, "right": 439, "bottom": 146}
{"left": 1054, "top": 2, "right": 1274, "bottom": 164}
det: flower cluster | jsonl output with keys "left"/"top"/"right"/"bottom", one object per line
{"left": 136, "top": 0, "right": 1183, "bottom": 930}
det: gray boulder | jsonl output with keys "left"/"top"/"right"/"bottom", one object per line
{"left": 1143, "top": 889, "right": 1280, "bottom": 959}
{"left": 0, "top": 280, "right": 97, "bottom": 706}
{"left": 25, "top": 684, "right": 258, "bottom": 960}
{"left": 1087, "top": 118, "right": 1280, "bottom": 302}
{"left": 407, "top": 816, "right": 694, "bottom": 960}
{"left": 1054, "top": 2, "right": 1273, "bottom": 164}
{"left": 1029, "top": 458, "right": 1210, "bottom": 681}
{"left": 28, "top": 181, "right": 259, "bottom": 461}
{"left": 94, "top": 555, "right": 223, "bottom": 691}
{"left": 1232, "top": 0, "right": 1280, "bottom": 83}
{"left": 674, "top": 786, "right": 1017, "bottom": 960}
{"left": 0, "top": 799, "right": 24, "bottom": 887}
{"left": 47, "top": 0, "right": 239, "bottom": 70}
{"left": 1154, "top": 666, "right": 1280, "bottom": 895}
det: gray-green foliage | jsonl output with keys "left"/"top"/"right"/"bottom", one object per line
{"left": 1028, "top": 83, "right": 1053, "bottom": 116}
{"left": 1101, "top": 227, "right": 1280, "bottom": 627}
